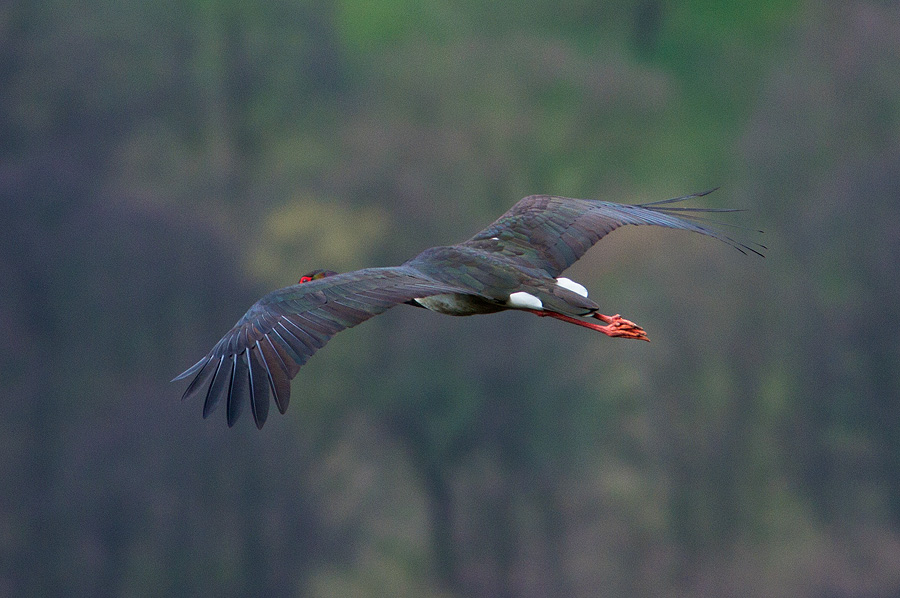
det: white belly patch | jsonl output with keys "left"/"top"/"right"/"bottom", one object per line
{"left": 555, "top": 277, "right": 588, "bottom": 297}
{"left": 506, "top": 291, "right": 543, "bottom": 310}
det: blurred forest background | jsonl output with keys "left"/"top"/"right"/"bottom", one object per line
{"left": 3, "top": 0, "right": 900, "bottom": 596}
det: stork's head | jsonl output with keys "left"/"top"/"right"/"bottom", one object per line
{"left": 298, "top": 269, "right": 339, "bottom": 284}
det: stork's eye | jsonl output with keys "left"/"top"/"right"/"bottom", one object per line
{"left": 299, "top": 269, "right": 339, "bottom": 284}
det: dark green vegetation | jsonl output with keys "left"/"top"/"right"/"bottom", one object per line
{"left": 3, "top": 1, "right": 900, "bottom": 596}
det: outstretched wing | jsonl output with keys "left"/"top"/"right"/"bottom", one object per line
{"left": 173, "top": 266, "right": 470, "bottom": 429}
{"left": 462, "top": 190, "right": 764, "bottom": 277}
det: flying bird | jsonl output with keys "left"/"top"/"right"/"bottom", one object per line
{"left": 174, "top": 190, "right": 763, "bottom": 428}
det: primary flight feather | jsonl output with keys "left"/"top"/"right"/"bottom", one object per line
{"left": 174, "top": 190, "right": 763, "bottom": 428}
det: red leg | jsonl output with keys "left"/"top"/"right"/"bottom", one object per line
{"left": 525, "top": 310, "right": 650, "bottom": 341}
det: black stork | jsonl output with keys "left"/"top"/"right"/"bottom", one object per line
{"left": 174, "top": 190, "right": 763, "bottom": 428}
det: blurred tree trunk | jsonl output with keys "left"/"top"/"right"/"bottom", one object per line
{"left": 421, "top": 459, "right": 459, "bottom": 592}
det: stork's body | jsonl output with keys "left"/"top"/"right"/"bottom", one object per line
{"left": 404, "top": 244, "right": 645, "bottom": 337}
{"left": 174, "top": 190, "right": 763, "bottom": 428}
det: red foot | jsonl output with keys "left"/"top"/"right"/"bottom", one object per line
{"left": 526, "top": 310, "right": 650, "bottom": 341}
{"left": 589, "top": 313, "right": 649, "bottom": 341}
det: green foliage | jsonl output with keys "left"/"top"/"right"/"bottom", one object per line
{"left": 249, "top": 197, "right": 391, "bottom": 284}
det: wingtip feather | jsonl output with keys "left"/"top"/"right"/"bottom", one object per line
{"left": 203, "top": 356, "right": 229, "bottom": 419}
{"left": 248, "top": 345, "right": 271, "bottom": 429}
{"left": 639, "top": 187, "right": 720, "bottom": 207}
{"left": 226, "top": 353, "right": 249, "bottom": 427}
{"left": 172, "top": 356, "right": 207, "bottom": 382}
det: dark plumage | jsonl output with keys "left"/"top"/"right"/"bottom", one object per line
{"left": 174, "top": 190, "right": 763, "bottom": 428}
